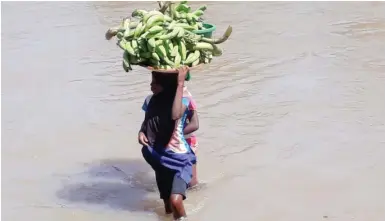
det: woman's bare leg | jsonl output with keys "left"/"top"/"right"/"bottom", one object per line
{"left": 189, "top": 164, "right": 198, "bottom": 187}
{"left": 170, "top": 194, "right": 187, "bottom": 219}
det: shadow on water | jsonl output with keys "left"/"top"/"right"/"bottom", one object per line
{"left": 56, "top": 158, "right": 171, "bottom": 218}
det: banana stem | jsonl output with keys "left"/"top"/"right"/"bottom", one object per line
{"left": 168, "top": 2, "right": 173, "bottom": 18}
{"left": 105, "top": 27, "right": 119, "bottom": 40}
{"left": 159, "top": 1, "right": 171, "bottom": 13}
{"left": 158, "top": 1, "right": 163, "bottom": 9}
{"left": 201, "top": 25, "right": 232, "bottom": 44}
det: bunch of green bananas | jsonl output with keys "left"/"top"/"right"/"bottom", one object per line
{"left": 105, "top": 1, "right": 232, "bottom": 72}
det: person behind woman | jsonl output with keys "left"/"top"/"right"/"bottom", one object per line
{"left": 138, "top": 67, "right": 195, "bottom": 220}
{"left": 182, "top": 86, "right": 200, "bottom": 187}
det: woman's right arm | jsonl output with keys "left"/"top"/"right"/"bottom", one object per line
{"left": 171, "top": 67, "right": 189, "bottom": 120}
{"left": 184, "top": 110, "right": 199, "bottom": 135}
{"left": 138, "top": 117, "right": 149, "bottom": 146}
{"left": 139, "top": 119, "right": 146, "bottom": 134}
{"left": 139, "top": 97, "right": 149, "bottom": 146}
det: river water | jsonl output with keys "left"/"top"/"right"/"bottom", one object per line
{"left": 2, "top": 1, "right": 385, "bottom": 221}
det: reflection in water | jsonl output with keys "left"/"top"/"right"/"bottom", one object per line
{"left": 2, "top": 1, "right": 385, "bottom": 221}
{"left": 56, "top": 158, "right": 165, "bottom": 215}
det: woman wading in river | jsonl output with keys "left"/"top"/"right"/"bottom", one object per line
{"left": 139, "top": 66, "right": 196, "bottom": 220}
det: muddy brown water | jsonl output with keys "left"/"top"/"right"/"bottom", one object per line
{"left": 2, "top": 1, "right": 385, "bottom": 221}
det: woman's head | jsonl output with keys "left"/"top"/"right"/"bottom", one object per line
{"left": 151, "top": 71, "right": 177, "bottom": 95}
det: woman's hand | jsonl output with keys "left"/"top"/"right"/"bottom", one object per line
{"left": 177, "top": 66, "right": 189, "bottom": 84}
{"left": 138, "top": 132, "right": 149, "bottom": 147}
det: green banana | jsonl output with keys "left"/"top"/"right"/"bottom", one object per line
{"left": 180, "top": 12, "right": 187, "bottom": 19}
{"left": 159, "top": 27, "right": 180, "bottom": 40}
{"left": 119, "top": 19, "right": 124, "bottom": 29}
{"left": 131, "top": 40, "right": 139, "bottom": 54}
{"left": 155, "top": 40, "right": 164, "bottom": 46}
{"left": 177, "top": 27, "right": 185, "bottom": 38}
{"left": 125, "top": 41, "right": 136, "bottom": 56}
{"left": 198, "top": 5, "right": 207, "bottom": 11}
{"left": 143, "top": 10, "right": 163, "bottom": 23}
{"left": 167, "top": 20, "right": 177, "bottom": 30}
{"left": 145, "top": 31, "right": 166, "bottom": 39}
{"left": 163, "top": 39, "right": 173, "bottom": 57}
{"left": 123, "top": 27, "right": 131, "bottom": 38}
{"left": 123, "top": 18, "right": 130, "bottom": 29}
{"left": 148, "top": 25, "right": 163, "bottom": 34}
{"left": 132, "top": 9, "right": 148, "bottom": 18}
{"left": 178, "top": 39, "right": 187, "bottom": 60}
{"left": 192, "top": 58, "right": 200, "bottom": 67}
{"left": 164, "top": 15, "right": 172, "bottom": 22}
{"left": 147, "top": 38, "right": 156, "bottom": 50}
{"left": 138, "top": 39, "right": 148, "bottom": 52}
{"left": 140, "top": 52, "right": 152, "bottom": 59}
{"left": 118, "top": 39, "right": 127, "bottom": 50}
{"left": 186, "top": 13, "right": 194, "bottom": 24}
{"left": 171, "top": 44, "right": 179, "bottom": 57}
{"left": 193, "top": 10, "right": 204, "bottom": 17}
{"left": 134, "top": 22, "right": 144, "bottom": 38}
{"left": 147, "top": 42, "right": 154, "bottom": 52}
{"left": 155, "top": 45, "right": 168, "bottom": 59}
{"left": 191, "top": 14, "right": 199, "bottom": 22}
{"left": 156, "top": 44, "right": 174, "bottom": 66}
{"left": 184, "top": 50, "right": 200, "bottom": 64}
{"left": 168, "top": 40, "right": 174, "bottom": 51}
{"left": 116, "top": 32, "right": 124, "bottom": 40}
{"left": 145, "top": 14, "right": 164, "bottom": 28}
{"left": 174, "top": 53, "right": 182, "bottom": 67}
{"left": 128, "top": 22, "right": 139, "bottom": 29}
{"left": 163, "top": 57, "right": 175, "bottom": 67}
{"left": 176, "top": 4, "right": 191, "bottom": 13}
{"left": 124, "top": 30, "right": 134, "bottom": 39}
{"left": 151, "top": 52, "right": 160, "bottom": 61}
{"left": 138, "top": 31, "right": 149, "bottom": 39}
{"left": 175, "top": 23, "right": 195, "bottom": 31}
{"left": 193, "top": 42, "right": 214, "bottom": 51}
{"left": 123, "top": 51, "right": 131, "bottom": 72}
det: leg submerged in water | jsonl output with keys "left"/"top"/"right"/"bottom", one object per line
{"left": 189, "top": 163, "right": 198, "bottom": 187}
{"left": 170, "top": 174, "right": 188, "bottom": 219}
{"left": 155, "top": 165, "right": 188, "bottom": 218}
{"left": 155, "top": 168, "right": 174, "bottom": 214}
{"left": 170, "top": 193, "right": 187, "bottom": 219}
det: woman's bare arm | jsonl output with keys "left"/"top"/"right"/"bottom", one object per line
{"left": 171, "top": 83, "right": 185, "bottom": 120}
{"left": 172, "top": 67, "right": 189, "bottom": 120}
{"left": 139, "top": 119, "right": 146, "bottom": 134}
{"left": 184, "top": 110, "right": 199, "bottom": 135}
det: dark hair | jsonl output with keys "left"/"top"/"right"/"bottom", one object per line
{"left": 152, "top": 71, "right": 178, "bottom": 93}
